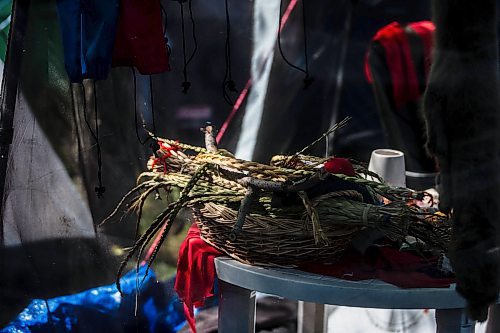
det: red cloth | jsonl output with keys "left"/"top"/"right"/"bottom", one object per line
{"left": 365, "top": 21, "right": 435, "bottom": 110}
{"left": 299, "top": 246, "right": 454, "bottom": 289}
{"left": 175, "top": 225, "right": 453, "bottom": 332}
{"left": 324, "top": 157, "right": 356, "bottom": 177}
{"left": 407, "top": 21, "right": 435, "bottom": 82}
{"left": 112, "top": 0, "right": 170, "bottom": 74}
{"left": 175, "top": 224, "right": 222, "bottom": 333}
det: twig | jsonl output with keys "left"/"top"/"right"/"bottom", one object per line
{"left": 298, "top": 191, "right": 329, "bottom": 245}
{"left": 295, "top": 116, "right": 351, "bottom": 157}
{"left": 229, "top": 186, "right": 256, "bottom": 241}
{"left": 202, "top": 123, "right": 218, "bottom": 153}
{"left": 217, "top": 165, "right": 326, "bottom": 193}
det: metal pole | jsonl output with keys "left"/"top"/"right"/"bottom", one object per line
{"left": 0, "top": 0, "right": 31, "bottom": 245}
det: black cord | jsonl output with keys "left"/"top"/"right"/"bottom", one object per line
{"left": 178, "top": 0, "right": 198, "bottom": 93}
{"left": 187, "top": 0, "right": 198, "bottom": 65}
{"left": 149, "top": 75, "right": 157, "bottom": 134}
{"left": 222, "top": 0, "right": 237, "bottom": 106}
{"left": 277, "top": 0, "right": 306, "bottom": 74}
{"left": 301, "top": 0, "right": 313, "bottom": 88}
{"left": 132, "top": 68, "right": 158, "bottom": 155}
{"left": 160, "top": 3, "right": 168, "bottom": 35}
{"left": 93, "top": 81, "right": 105, "bottom": 198}
{"left": 82, "top": 81, "right": 105, "bottom": 198}
{"left": 277, "top": 0, "right": 312, "bottom": 89}
{"left": 179, "top": 1, "right": 191, "bottom": 93}
{"left": 132, "top": 68, "right": 147, "bottom": 145}
{"left": 148, "top": 75, "right": 160, "bottom": 155}
{"left": 161, "top": 3, "right": 172, "bottom": 55}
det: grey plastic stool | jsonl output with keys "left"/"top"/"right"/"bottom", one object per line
{"left": 215, "top": 257, "right": 475, "bottom": 333}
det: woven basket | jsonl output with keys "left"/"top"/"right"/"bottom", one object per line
{"left": 193, "top": 201, "right": 360, "bottom": 266}
{"left": 103, "top": 133, "right": 450, "bottom": 278}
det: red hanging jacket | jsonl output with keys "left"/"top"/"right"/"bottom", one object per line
{"left": 365, "top": 21, "right": 435, "bottom": 110}
{"left": 113, "top": 0, "right": 171, "bottom": 74}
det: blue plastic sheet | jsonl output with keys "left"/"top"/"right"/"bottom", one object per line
{"left": 1, "top": 266, "right": 187, "bottom": 333}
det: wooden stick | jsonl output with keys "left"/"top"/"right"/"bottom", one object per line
{"left": 217, "top": 166, "right": 326, "bottom": 193}
{"left": 203, "top": 123, "right": 218, "bottom": 153}
{"left": 229, "top": 186, "right": 256, "bottom": 241}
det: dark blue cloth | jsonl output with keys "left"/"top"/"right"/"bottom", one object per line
{"left": 1, "top": 266, "right": 187, "bottom": 333}
{"left": 56, "top": 0, "right": 119, "bottom": 82}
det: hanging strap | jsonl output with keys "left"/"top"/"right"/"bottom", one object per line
{"left": 277, "top": 0, "right": 312, "bottom": 89}
{"left": 82, "top": 81, "right": 105, "bottom": 198}
{"left": 222, "top": 0, "right": 237, "bottom": 105}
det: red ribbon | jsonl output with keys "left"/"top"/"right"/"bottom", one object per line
{"left": 150, "top": 141, "right": 180, "bottom": 174}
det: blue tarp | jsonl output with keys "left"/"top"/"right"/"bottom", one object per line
{"left": 1, "top": 266, "right": 187, "bottom": 333}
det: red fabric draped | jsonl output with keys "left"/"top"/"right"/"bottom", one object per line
{"left": 299, "top": 247, "right": 453, "bottom": 289}
{"left": 365, "top": 21, "right": 435, "bottom": 110}
{"left": 175, "top": 225, "right": 453, "bottom": 332}
{"left": 174, "top": 224, "right": 221, "bottom": 333}
{"left": 112, "top": 0, "right": 170, "bottom": 74}
{"left": 407, "top": 21, "right": 435, "bottom": 81}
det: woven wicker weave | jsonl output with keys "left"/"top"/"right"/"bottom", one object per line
{"left": 193, "top": 201, "right": 359, "bottom": 266}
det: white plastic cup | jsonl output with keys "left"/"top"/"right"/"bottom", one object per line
{"left": 368, "top": 149, "right": 406, "bottom": 187}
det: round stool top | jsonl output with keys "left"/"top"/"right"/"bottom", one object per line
{"left": 215, "top": 257, "right": 465, "bottom": 309}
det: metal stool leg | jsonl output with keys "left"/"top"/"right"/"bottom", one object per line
{"left": 436, "top": 308, "right": 475, "bottom": 333}
{"left": 485, "top": 304, "right": 500, "bottom": 333}
{"left": 298, "top": 302, "right": 327, "bottom": 333}
{"left": 218, "top": 280, "right": 256, "bottom": 333}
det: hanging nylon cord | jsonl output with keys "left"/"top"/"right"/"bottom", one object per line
{"left": 132, "top": 68, "right": 147, "bottom": 145}
{"left": 148, "top": 75, "right": 161, "bottom": 154}
{"left": 160, "top": 4, "right": 171, "bottom": 54}
{"left": 179, "top": 0, "right": 198, "bottom": 93}
{"left": 301, "top": 0, "right": 312, "bottom": 88}
{"left": 149, "top": 76, "right": 157, "bottom": 134}
{"left": 131, "top": 69, "right": 156, "bottom": 144}
{"left": 160, "top": 4, "right": 168, "bottom": 38}
{"left": 187, "top": 0, "right": 198, "bottom": 65}
{"left": 82, "top": 81, "right": 105, "bottom": 198}
{"left": 277, "top": 0, "right": 312, "bottom": 89}
{"left": 180, "top": 1, "right": 190, "bottom": 93}
{"left": 222, "top": 0, "right": 237, "bottom": 106}
{"left": 132, "top": 68, "right": 161, "bottom": 158}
